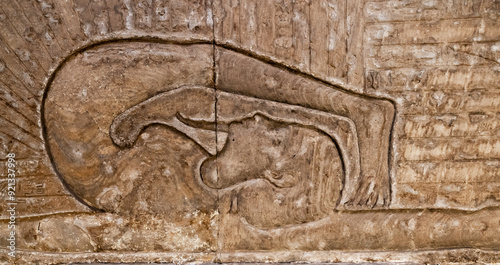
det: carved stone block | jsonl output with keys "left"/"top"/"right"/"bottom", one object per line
{"left": 1, "top": 1, "right": 499, "bottom": 264}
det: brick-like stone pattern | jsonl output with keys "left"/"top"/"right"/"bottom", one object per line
{"left": 362, "top": 0, "right": 500, "bottom": 209}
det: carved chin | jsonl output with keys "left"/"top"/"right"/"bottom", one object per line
{"left": 200, "top": 157, "right": 219, "bottom": 189}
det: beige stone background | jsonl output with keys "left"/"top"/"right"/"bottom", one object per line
{"left": 0, "top": 0, "right": 499, "bottom": 264}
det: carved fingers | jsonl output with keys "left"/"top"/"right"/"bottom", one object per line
{"left": 110, "top": 86, "right": 217, "bottom": 153}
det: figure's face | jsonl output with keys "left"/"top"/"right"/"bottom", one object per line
{"left": 200, "top": 115, "right": 295, "bottom": 189}
{"left": 199, "top": 114, "right": 344, "bottom": 228}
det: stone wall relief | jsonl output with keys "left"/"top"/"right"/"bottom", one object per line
{"left": 42, "top": 39, "right": 396, "bottom": 249}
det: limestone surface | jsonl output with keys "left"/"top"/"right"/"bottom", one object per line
{"left": 0, "top": 0, "right": 499, "bottom": 264}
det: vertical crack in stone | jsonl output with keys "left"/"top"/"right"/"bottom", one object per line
{"left": 210, "top": 0, "right": 222, "bottom": 259}
{"left": 345, "top": 0, "right": 349, "bottom": 84}
{"left": 308, "top": 0, "right": 312, "bottom": 73}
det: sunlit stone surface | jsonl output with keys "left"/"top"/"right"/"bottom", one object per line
{"left": 0, "top": 1, "right": 499, "bottom": 264}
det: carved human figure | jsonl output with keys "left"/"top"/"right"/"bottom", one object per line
{"left": 44, "top": 42, "right": 395, "bottom": 225}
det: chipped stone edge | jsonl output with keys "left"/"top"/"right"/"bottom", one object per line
{"left": 2, "top": 248, "right": 500, "bottom": 264}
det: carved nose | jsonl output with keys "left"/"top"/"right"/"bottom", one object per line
{"left": 200, "top": 159, "right": 219, "bottom": 189}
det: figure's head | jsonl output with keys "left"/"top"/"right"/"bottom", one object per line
{"left": 200, "top": 114, "right": 344, "bottom": 228}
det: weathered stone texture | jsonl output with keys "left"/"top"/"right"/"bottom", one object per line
{"left": 213, "top": 0, "right": 366, "bottom": 88}
{"left": 363, "top": 1, "right": 500, "bottom": 210}
{"left": 0, "top": 0, "right": 499, "bottom": 264}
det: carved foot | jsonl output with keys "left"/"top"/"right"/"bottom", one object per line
{"left": 349, "top": 174, "right": 390, "bottom": 208}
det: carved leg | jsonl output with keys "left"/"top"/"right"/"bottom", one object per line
{"left": 342, "top": 96, "right": 395, "bottom": 208}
